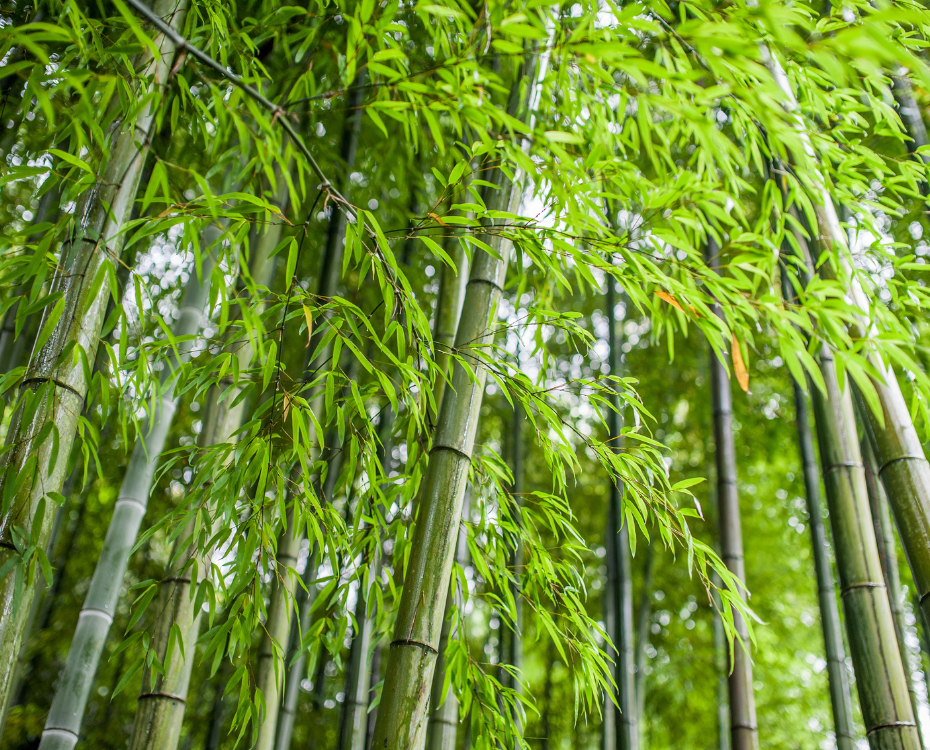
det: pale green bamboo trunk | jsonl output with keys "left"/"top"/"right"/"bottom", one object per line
{"left": 126, "top": 187, "right": 287, "bottom": 750}
{"left": 370, "top": 119, "right": 528, "bottom": 750}
{"left": 422, "top": 244, "right": 471, "bottom": 750}
{"left": 500, "top": 400, "right": 524, "bottom": 728}
{"left": 0, "top": 0, "right": 186, "bottom": 726}
{"left": 253, "top": 73, "right": 366, "bottom": 750}
{"left": 606, "top": 276, "right": 637, "bottom": 750}
{"left": 39, "top": 227, "right": 214, "bottom": 750}
{"left": 862, "top": 437, "right": 924, "bottom": 741}
{"left": 423, "top": 488, "right": 471, "bottom": 750}
{"left": 370, "top": 39, "right": 547, "bottom": 745}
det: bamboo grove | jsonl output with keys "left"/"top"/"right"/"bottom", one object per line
{"left": 4, "top": 0, "right": 930, "bottom": 748}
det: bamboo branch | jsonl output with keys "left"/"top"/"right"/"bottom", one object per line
{"left": 122, "top": 0, "right": 357, "bottom": 225}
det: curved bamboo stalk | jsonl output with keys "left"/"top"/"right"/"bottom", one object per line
{"left": 0, "top": 0, "right": 187, "bottom": 728}
{"left": 39, "top": 225, "right": 214, "bottom": 750}
{"left": 792, "top": 378, "right": 857, "bottom": 750}
{"left": 127, "top": 188, "right": 287, "bottom": 750}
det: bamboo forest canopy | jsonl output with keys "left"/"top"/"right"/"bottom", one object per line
{"left": 3, "top": 0, "right": 930, "bottom": 748}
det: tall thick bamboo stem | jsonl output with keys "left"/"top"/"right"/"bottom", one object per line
{"left": 606, "top": 276, "right": 637, "bottom": 750}
{"left": 253, "top": 73, "right": 366, "bottom": 750}
{"left": 791, "top": 376, "right": 857, "bottom": 750}
{"left": 809, "top": 347, "right": 919, "bottom": 749}
{"left": 854, "top": 365, "right": 930, "bottom": 661}
{"left": 708, "top": 243, "right": 758, "bottom": 750}
{"left": 423, "top": 487, "right": 471, "bottom": 750}
{"left": 763, "top": 45, "right": 921, "bottom": 750}
{"left": 422, "top": 244, "right": 471, "bottom": 750}
{"left": 0, "top": 0, "right": 186, "bottom": 727}
{"left": 39, "top": 228, "right": 214, "bottom": 750}
{"left": 369, "top": 39, "right": 541, "bottom": 738}
{"left": 127, "top": 189, "right": 287, "bottom": 750}
{"left": 863, "top": 437, "right": 923, "bottom": 740}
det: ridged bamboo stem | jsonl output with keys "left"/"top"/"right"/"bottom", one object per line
{"left": 809, "top": 348, "right": 919, "bottom": 749}
{"left": 424, "top": 490, "right": 471, "bottom": 750}
{"left": 792, "top": 378, "right": 857, "bottom": 750}
{"left": 338, "top": 550, "right": 377, "bottom": 750}
{"left": 862, "top": 437, "right": 923, "bottom": 741}
{"left": 0, "top": 0, "right": 187, "bottom": 729}
{"left": 39, "top": 224, "right": 214, "bottom": 750}
{"left": 127, "top": 187, "right": 286, "bottom": 750}
{"left": 370, "top": 38, "right": 548, "bottom": 745}
{"left": 606, "top": 277, "right": 637, "bottom": 750}
{"left": 708, "top": 244, "right": 758, "bottom": 750}
{"left": 422, "top": 246, "right": 470, "bottom": 750}
{"left": 254, "top": 73, "right": 366, "bottom": 750}
{"left": 764, "top": 44, "right": 922, "bottom": 750}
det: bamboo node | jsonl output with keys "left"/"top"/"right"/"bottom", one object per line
{"left": 390, "top": 638, "right": 438, "bottom": 654}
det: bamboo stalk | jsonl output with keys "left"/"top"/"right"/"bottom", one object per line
{"left": 862, "top": 436, "right": 924, "bottom": 741}
{"left": 127, "top": 186, "right": 287, "bottom": 750}
{"left": 762, "top": 45, "right": 921, "bottom": 750}
{"left": 0, "top": 0, "right": 187, "bottom": 727}
{"left": 809, "top": 346, "right": 919, "bottom": 749}
{"left": 424, "top": 489, "right": 471, "bottom": 750}
{"left": 708, "top": 241, "right": 758, "bottom": 750}
{"left": 369, "top": 66, "right": 536, "bottom": 744}
{"left": 606, "top": 276, "right": 637, "bottom": 750}
{"left": 422, "top": 246, "right": 471, "bottom": 750}
{"left": 39, "top": 224, "right": 214, "bottom": 750}
{"left": 791, "top": 377, "right": 857, "bottom": 750}
{"left": 711, "top": 571, "right": 731, "bottom": 750}
{"left": 633, "top": 544, "right": 654, "bottom": 730}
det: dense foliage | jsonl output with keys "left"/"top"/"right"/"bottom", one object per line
{"left": 3, "top": 0, "right": 930, "bottom": 747}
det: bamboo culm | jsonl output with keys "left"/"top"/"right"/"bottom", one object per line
{"left": 369, "top": 124, "right": 526, "bottom": 750}
{"left": 370, "top": 39, "right": 548, "bottom": 745}
{"left": 809, "top": 347, "right": 919, "bottom": 750}
{"left": 862, "top": 437, "right": 923, "bottom": 741}
{"left": 708, "top": 242, "right": 758, "bottom": 750}
{"left": 763, "top": 45, "right": 921, "bottom": 750}
{"left": 791, "top": 378, "right": 857, "bottom": 750}
{"left": 39, "top": 229, "right": 214, "bottom": 750}
{"left": 854, "top": 367, "right": 930, "bottom": 663}
{"left": 606, "top": 276, "right": 637, "bottom": 750}
{"left": 254, "top": 72, "right": 367, "bottom": 750}
{"left": 424, "top": 489, "right": 471, "bottom": 750}
{"left": 126, "top": 185, "right": 288, "bottom": 750}
{"left": 0, "top": 0, "right": 187, "bottom": 724}
{"left": 422, "top": 245, "right": 471, "bottom": 750}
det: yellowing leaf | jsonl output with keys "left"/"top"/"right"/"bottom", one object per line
{"left": 655, "top": 290, "right": 684, "bottom": 312}
{"left": 302, "top": 306, "right": 313, "bottom": 346}
{"left": 428, "top": 212, "right": 448, "bottom": 226}
{"left": 732, "top": 333, "right": 749, "bottom": 393}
